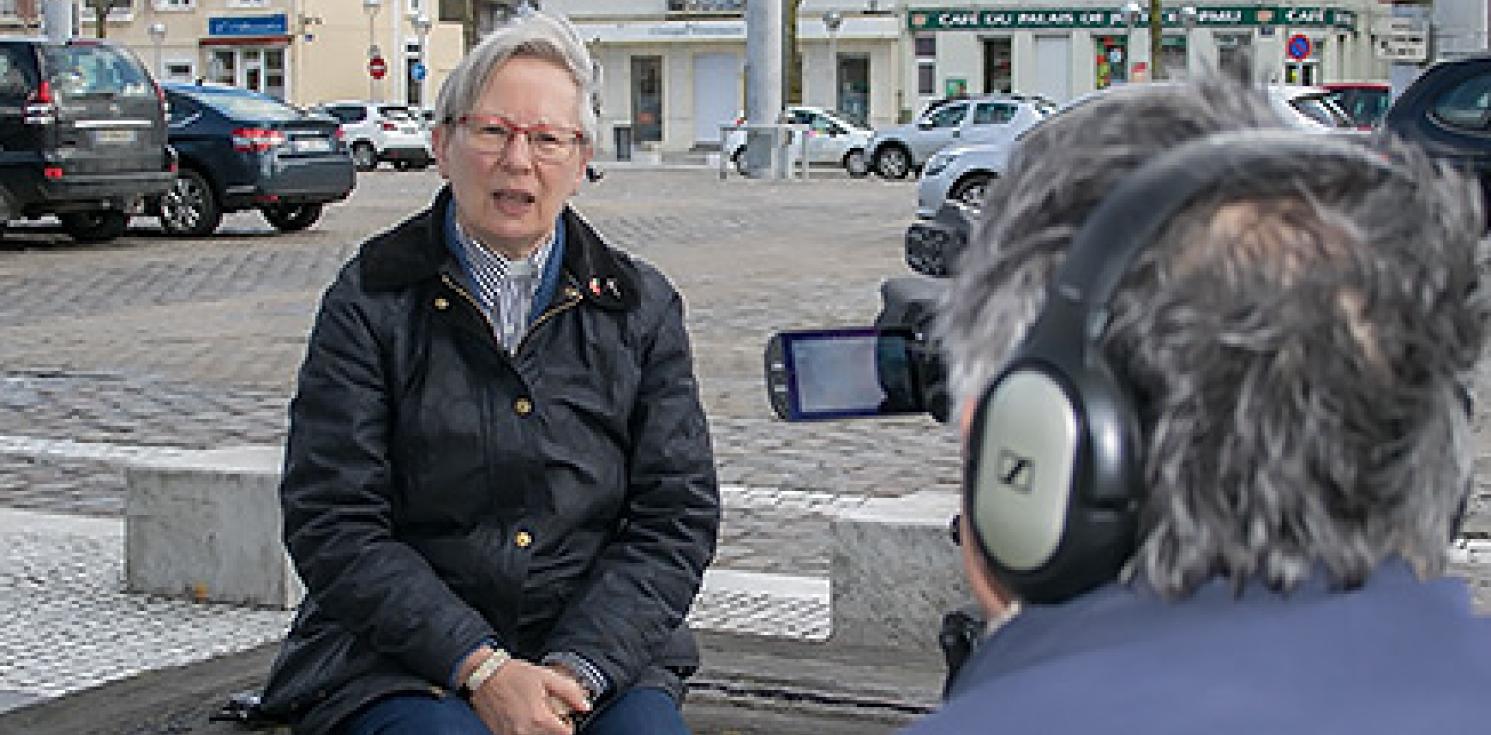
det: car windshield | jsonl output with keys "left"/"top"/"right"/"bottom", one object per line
{"left": 43, "top": 44, "right": 154, "bottom": 99}
{"left": 197, "top": 92, "right": 302, "bottom": 121}
{"left": 1330, "top": 89, "right": 1389, "bottom": 127}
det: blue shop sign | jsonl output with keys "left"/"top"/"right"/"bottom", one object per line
{"left": 209, "top": 13, "right": 289, "bottom": 37}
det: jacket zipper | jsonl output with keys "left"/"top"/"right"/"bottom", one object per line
{"left": 516, "top": 285, "right": 583, "bottom": 356}
{"left": 440, "top": 273, "right": 584, "bottom": 357}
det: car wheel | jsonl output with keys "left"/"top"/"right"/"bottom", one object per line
{"left": 60, "top": 210, "right": 129, "bottom": 243}
{"left": 874, "top": 145, "right": 911, "bottom": 179}
{"left": 352, "top": 142, "right": 378, "bottom": 172}
{"left": 844, "top": 149, "right": 870, "bottom": 178}
{"left": 732, "top": 148, "right": 749, "bottom": 176}
{"left": 260, "top": 203, "right": 324, "bottom": 233}
{"left": 157, "top": 169, "right": 222, "bottom": 238}
{"left": 949, "top": 173, "right": 994, "bottom": 212}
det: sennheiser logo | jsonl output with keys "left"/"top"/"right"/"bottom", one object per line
{"left": 997, "top": 449, "right": 1033, "bottom": 493}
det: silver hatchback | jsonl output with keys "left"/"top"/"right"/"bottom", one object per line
{"left": 867, "top": 95, "right": 1054, "bottom": 179}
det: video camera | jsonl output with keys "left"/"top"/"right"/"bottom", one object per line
{"left": 763, "top": 200, "right": 973, "bottom": 424}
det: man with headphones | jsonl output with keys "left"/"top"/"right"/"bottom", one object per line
{"left": 903, "top": 75, "right": 1491, "bottom": 732}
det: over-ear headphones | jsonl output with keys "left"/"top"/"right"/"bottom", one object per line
{"left": 963, "top": 129, "right": 1400, "bottom": 604}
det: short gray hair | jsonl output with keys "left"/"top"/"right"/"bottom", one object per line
{"left": 432, "top": 9, "right": 598, "bottom": 144}
{"left": 941, "top": 75, "right": 1489, "bottom": 598}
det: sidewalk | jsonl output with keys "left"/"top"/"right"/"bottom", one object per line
{"left": 0, "top": 497, "right": 942, "bottom": 732}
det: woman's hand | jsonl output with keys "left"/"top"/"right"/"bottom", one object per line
{"left": 470, "top": 658, "right": 591, "bottom": 735}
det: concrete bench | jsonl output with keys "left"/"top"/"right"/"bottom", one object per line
{"left": 829, "top": 490, "right": 972, "bottom": 652}
{"left": 122, "top": 445, "right": 974, "bottom": 651}
{"left": 125, "top": 446, "right": 300, "bottom": 609}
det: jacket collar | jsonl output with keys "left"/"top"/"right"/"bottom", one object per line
{"left": 360, "top": 185, "right": 638, "bottom": 311}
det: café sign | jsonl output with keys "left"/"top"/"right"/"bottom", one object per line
{"left": 908, "top": 6, "right": 1356, "bottom": 30}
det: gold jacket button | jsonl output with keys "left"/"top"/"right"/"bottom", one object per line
{"left": 434, "top": 297, "right": 450, "bottom": 310}
{"left": 514, "top": 397, "right": 533, "bottom": 416}
{"left": 514, "top": 530, "right": 533, "bottom": 548}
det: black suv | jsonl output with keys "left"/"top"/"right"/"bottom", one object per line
{"left": 0, "top": 37, "right": 174, "bottom": 243}
{"left": 1382, "top": 55, "right": 1491, "bottom": 212}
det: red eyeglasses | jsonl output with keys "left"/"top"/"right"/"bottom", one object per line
{"left": 451, "top": 114, "right": 588, "bottom": 163}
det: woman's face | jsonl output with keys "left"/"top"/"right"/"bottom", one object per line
{"left": 433, "top": 56, "right": 591, "bottom": 259}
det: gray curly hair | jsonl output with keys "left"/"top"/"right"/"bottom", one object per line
{"left": 432, "top": 9, "right": 598, "bottom": 144}
{"left": 941, "top": 76, "right": 1489, "bottom": 598}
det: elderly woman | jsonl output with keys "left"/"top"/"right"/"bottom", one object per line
{"left": 259, "top": 11, "right": 719, "bottom": 735}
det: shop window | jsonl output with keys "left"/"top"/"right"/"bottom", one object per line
{"left": 1216, "top": 33, "right": 1251, "bottom": 79}
{"left": 915, "top": 34, "right": 935, "bottom": 97}
{"left": 837, "top": 53, "right": 869, "bottom": 127}
{"left": 1094, "top": 35, "right": 1126, "bottom": 88}
{"left": 983, "top": 37, "right": 1012, "bottom": 94}
{"left": 631, "top": 55, "right": 663, "bottom": 143}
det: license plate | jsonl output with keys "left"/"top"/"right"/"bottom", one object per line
{"left": 292, "top": 138, "right": 332, "bottom": 153}
{"left": 93, "top": 129, "right": 136, "bottom": 145}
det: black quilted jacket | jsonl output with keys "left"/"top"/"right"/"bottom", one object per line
{"left": 259, "top": 188, "right": 720, "bottom": 733}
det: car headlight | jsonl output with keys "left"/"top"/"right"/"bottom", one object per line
{"left": 923, "top": 152, "right": 956, "bottom": 178}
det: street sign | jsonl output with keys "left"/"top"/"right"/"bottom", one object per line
{"left": 410, "top": 62, "right": 427, "bottom": 82}
{"left": 1285, "top": 33, "right": 1312, "bottom": 61}
{"left": 368, "top": 56, "right": 388, "bottom": 80}
{"left": 1373, "top": 17, "right": 1429, "bottom": 63}
{"left": 1376, "top": 34, "right": 1428, "bottom": 62}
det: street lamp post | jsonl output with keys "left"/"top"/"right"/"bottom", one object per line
{"left": 410, "top": 12, "right": 432, "bottom": 108}
{"left": 147, "top": 21, "right": 166, "bottom": 80}
{"left": 363, "top": 0, "right": 382, "bottom": 101}
{"left": 823, "top": 10, "right": 842, "bottom": 114}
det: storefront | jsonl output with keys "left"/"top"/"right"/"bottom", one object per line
{"left": 200, "top": 13, "right": 290, "bottom": 99}
{"left": 904, "top": 4, "right": 1376, "bottom": 105}
{"left": 573, "top": 12, "right": 901, "bottom": 155}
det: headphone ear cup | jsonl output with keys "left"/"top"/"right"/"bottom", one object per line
{"left": 964, "top": 355, "right": 1140, "bottom": 604}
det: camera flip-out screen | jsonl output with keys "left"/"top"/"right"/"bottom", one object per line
{"left": 765, "top": 327, "right": 920, "bottom": 421}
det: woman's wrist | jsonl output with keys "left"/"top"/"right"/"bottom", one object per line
{"left": 460, "top": 646, "right": 512, "bottom": 698}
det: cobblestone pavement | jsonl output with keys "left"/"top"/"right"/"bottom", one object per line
{"left": 2, "top": 167, "right": 1488, "bottom": 715}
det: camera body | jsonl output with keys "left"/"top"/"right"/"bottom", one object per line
{"left": 764, "top": 200, "right": 970, "bottom": 424}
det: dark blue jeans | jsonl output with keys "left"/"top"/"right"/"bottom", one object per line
{"left": 340, "top": 687, "right": 689, "bottom": 735}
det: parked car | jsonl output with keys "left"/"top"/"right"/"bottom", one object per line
{"left": 867, "top": 94, "right": 1055, "bottom": 179}
{"left": 1382, "top": 55, "right": 1491, "bottom": 213}
{"left": 1272, "top": 84, "right": 1354, "bottom": 130}
{"left": 1321, "top": 81, "right": 1391, "bottom": 130}
{"left": 915, "top": 142, "right": 1014, "bottom": 219}
{"left": 724, "top": 105, "right": 872, "bottom": 176}
{"left": 0, "top": 36, "right": 174, "bottom": 243}
{"left": 909, "top": 84, "right": 1353, "bottom": 244}
{"left": 152, "top": 83, "right": 355, "bottom": 237}
{"left": 310, "top": 100, "right": 433, "bottom": 171}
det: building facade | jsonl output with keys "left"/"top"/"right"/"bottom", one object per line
{"left": 0, "top": 0, "right": 468, "bottom": 109}
{"left": 5, "top": 0, "right": 1486, "bottom": 155}
{"left": 549, "top": 0, "right": 1419, "bottom": 157}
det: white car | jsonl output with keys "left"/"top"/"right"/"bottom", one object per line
{"left": 867, "top": 94, "right": 1055, "bottom": 180}
{"left": 913, "top": 84, "right": 1353, "bottom": 220}
{"left": 311, "top": 100, "right": 434, "bottom": 171}
{"left": 724, "top": 106, "right": 873, "bottom": 177}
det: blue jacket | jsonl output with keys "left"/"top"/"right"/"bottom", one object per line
{"left": 902, "top": 562, "right": 1491, "bottom": 734}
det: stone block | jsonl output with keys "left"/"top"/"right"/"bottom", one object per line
{"left": 125, "top": 445, "right": 300, "bottom": 609}
{"left": 830, "top": 490, "right": 972, "bottom": 651}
